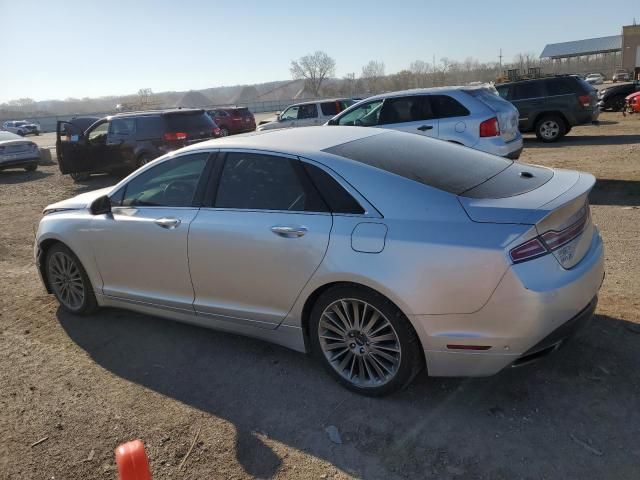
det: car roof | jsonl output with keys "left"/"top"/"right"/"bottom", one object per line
{"left": 0, "top": 131, "right": 27, "bottom": 142}
{"left": 106, "top": 108, "right": 205, "bottom": 120}
{"left": 360, "top": 86, "right": 476, "bottom": 101}
{"left": 289, "top": 98, "right": 353, "bottom": 107}
{"left": 180, "top": 126, "right": 386, "bottom": 156}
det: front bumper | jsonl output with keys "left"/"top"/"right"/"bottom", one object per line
{"left": 413, "top": 228, "right": 604, "bottom": 377}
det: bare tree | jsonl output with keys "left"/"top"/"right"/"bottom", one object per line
{"left": 137, "top": 88, "right": 153, "bottom": 109}
{"left": 409, "top": 60, "right": 431, "bottom": 87}
{"left": 342, "top": 73, "right": 356, "bottom": 96}
{"left": 290, "top": 51, "right": 336, "bottom": 97}
{"left": 361, "top": 60, "right": 385, "bottom": 93}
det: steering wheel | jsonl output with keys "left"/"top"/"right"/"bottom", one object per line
{"left": 162, "top": 180, "right": 192, "bottom": 206}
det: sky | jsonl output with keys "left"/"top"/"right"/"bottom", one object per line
{"left": 0, "top": 0, "right": 637, "bottom": 103}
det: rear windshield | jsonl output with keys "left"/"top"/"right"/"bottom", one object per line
{"left": 164, "top": 112, "right": 215, "bottom": 131}
{"left": 574, "top": 77, "right": 596, "bottom": 94}
{"left": 324, "top": 131, "right": 512, "bottom": 195}
{"left": 230, "top": 107, "right": 251, "bottom": 116}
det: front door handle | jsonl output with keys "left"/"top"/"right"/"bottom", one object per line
{"left": 271, "top": 225, "right": 307, "bottom": 238}
{"left": 417, "top": 125, "right": 433, "bottom": 132}
{"left": 154, "top": 217, "right": 181, "bottom": 229}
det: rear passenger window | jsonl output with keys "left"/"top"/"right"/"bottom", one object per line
{"left": 511, "top": 82, "right": 545, "bottom": 100}
{"left": 302, "top": 162, "right": 364, "bottom": 214}
{"left": 215, "top": 153, "right": 328, "bottom": 212}
{"left": 430, "top": 95, "right": 470, "bottom": 118}
{"left": 321, "top": 102, "right": 340, "bottom": 116}
{"left": 546, "top": 78, "right": 574, "bottom": 96}
{"left": 298, "top": 104, "right": 318, "bottom": 119}
{"left": 135, "top": 117, "right": 164, "bottom": 138}
{"left": 379, "top": 96, "right": 433, "bottom": 124}
{"left": 109, "top": 118, "right": 136, "bottom": 136}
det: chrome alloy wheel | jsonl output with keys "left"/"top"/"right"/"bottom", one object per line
{"left": 318, "top": 299, "right": 401, "bottom": 387}
{"left": 539, "top": 120, "right": 560, "bottom": 140}
{"left": 48, "top": 251, "right": 85, "bottom": 311}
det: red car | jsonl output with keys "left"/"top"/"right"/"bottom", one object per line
{"left": 206, "top": 107, "right": 256, "bottom": 136}
{"left": 624, "top": 91, "right": 640, "bottom": 114}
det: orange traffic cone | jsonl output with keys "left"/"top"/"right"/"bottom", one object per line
{"left": 115, "top": 439, "right": 152, "bottom": 480}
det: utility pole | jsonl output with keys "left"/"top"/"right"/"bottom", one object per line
{"left": 499, "top": 48, "right": 503, "bottom": 71}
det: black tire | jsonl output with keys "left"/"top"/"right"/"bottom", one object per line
{"left": 565, "top": 125, "right": 572, "bottom": 134}
{"left": 17, "top": 130, "right": 24, "bottom": 136}
{"left": 24, "top": 164, "right": 38, "bottom": 172}
{"left": 534, "top": 115, "right": 566, "bottom": 143}
{"left": 219, "top": 127, "right": 230, "bottom": 137}
{"left": 309, "top": 284, "right": 423, "bottom": 397}
{"left": 45, "top": 243, "right": 98, "bottom": 315}
{"left": 610, "top": 95, "right": 626, "bottom": 112}
{"left": 70, "top": 172, "right": 90, "bottom": 182}
{"left": 136, "top": 154, "right": 153, "bottom": 169}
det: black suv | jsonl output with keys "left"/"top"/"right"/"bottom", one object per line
{"left": 495, "top": 76, "right": 598, "bottom": 142}
{"left": 56, "top": 109, "right": 221, "bottom": 181}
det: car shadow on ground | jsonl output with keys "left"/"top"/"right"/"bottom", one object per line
{"left": 590, "top": 179, "right": 640, "bottom": 206}
{"left": 58, "top": 308, "right": 640, "bottom": 479}
{"left": 523, "top": 134, "right": 640, "bottom": 148}
{"left": 0, "top": 170, "right": 52, "bottom": 184}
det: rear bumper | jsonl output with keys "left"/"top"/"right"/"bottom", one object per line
{"left": 473, "top": 134, "right": 523, "bottom": 158}
{"left": 413, "top": 228, "right": 604, "bottom": 377}
{"left": 0, "top": 155, "right": 40, "bottom": 170}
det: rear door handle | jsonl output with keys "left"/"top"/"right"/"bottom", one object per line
{"left": 271, "top": 225, "right": 307, "bottom": 238}
{"left": 154, "top": 217, "right": 181, "bottom": 229}
{"left": 417, "top": 125, "right": 433, "bottom": 131}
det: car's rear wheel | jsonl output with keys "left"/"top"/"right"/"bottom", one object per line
{"left": 70, "top": 172, "right": 90, "bottom": 182}
{"left": 24, "top": 164, "right": 38, "bottom": 172}
{"left": 310, "top": 285, "right": 423, "bottom": 396}
{"left": 535, "top": 115, "right": 566, "bottom": 143}
{"left": 45, "top": 243, "right": 98, "bottom": 315}
{"left": 17, "top": 130, "right": 24, "bottom": 136}
{"left": 220, "top": 127, "right": 229, "bottom": 137}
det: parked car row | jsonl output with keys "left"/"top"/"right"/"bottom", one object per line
{"left": 2, "top": 120, "right": 41, "bottom": 136}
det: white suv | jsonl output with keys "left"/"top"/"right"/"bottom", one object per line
{"left": 327, "top": 87, "right": 523, "bottom": 159}
{"left": 257, "top": 99, "right": 354, "bottom": 131}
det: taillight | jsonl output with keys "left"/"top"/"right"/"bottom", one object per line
{"left": 213, "top": 127, "right": 221, "bottom": 136}
{"left": 163, "top": 132, "right": 187, "bottom": 141}
{"left": 509, "top": 238, "right": 547, "bottom": 263}
{"left": 577, "top": 94, "right": 591, "bottom": 107}
{"left": 479, "top": 117, "right": 500, "bottom": 137}
{"left": 540, "top": 214, "right": 588, "bottom": 250}
{"left": 509, "top": 209, "right": 588, "bottom": 264}
{"left": 231, "top": 116, "right": 242, "bottom": 122}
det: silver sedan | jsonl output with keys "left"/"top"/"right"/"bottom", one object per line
{"left": 35, "top": 127, "right": 604, "bottom": 396}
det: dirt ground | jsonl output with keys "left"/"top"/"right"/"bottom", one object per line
{"left": 1, "top": 112, "right": 639, "bottom": 479}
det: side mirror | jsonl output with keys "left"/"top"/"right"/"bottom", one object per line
{"left": 89, "top": 195, "right": 112, "bottom": 215}
{"left": 327, "top": 118, "right": 337, "bottom": 126}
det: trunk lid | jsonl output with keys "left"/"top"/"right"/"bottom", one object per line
{"left": 458, "top": 166, "right": 596, "bottom": 268}
{"left": 465, "top": 88, "right": 519, "bottom": 142}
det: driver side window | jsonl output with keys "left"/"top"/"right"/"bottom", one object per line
{"left": 118, "top": 153, "right": 209, "bottom": 208}
{"left": 87, "top": 122, "right": 109, "bottom": 142}
{"left": 337, "top": 100, "right": 384, "bottom": 126}
{"left": 280, "top": 106, "right": 299, "bottom": 121}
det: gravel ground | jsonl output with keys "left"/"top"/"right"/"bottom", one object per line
{"left": 1, "top": 112, "right": 639, "bottom": 479}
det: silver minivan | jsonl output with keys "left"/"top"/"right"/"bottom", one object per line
{"left": 327, "top": 87, "right": 523, "bottom": 158}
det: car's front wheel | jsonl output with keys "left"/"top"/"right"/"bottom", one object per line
{"left": 45, "top": 243, "right": 98, "bottom": 315}
{"left": 310, "top": 285, "right": 423, "bottom": 396}
{"left": 535, "top": 115, "right": 566, "bottom": 142}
